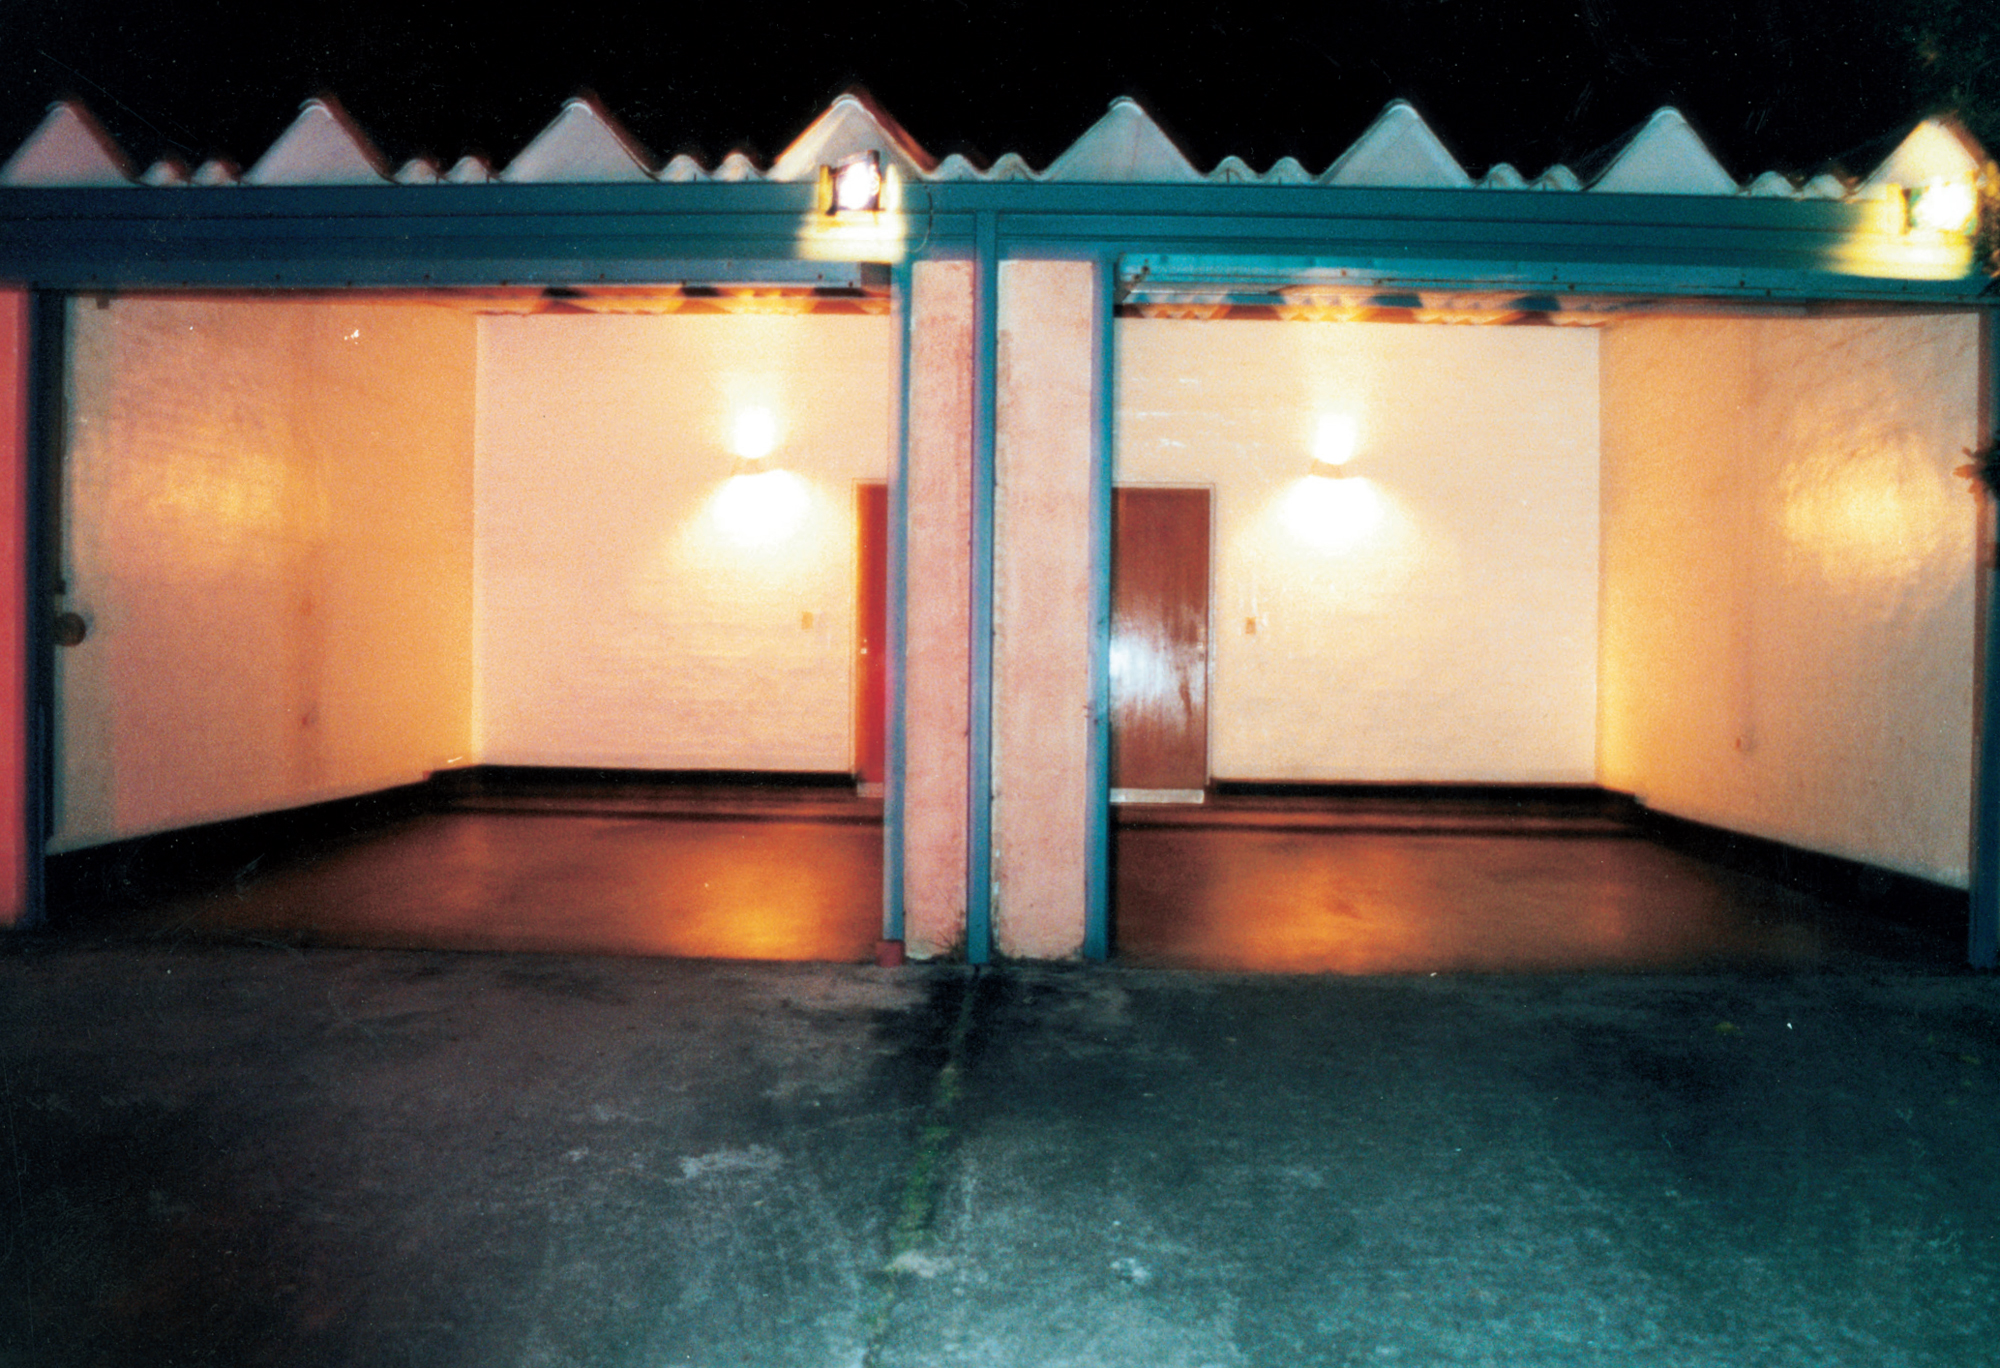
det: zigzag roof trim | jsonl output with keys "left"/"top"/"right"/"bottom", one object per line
{"left": 2, "top": 95, "right": 1985, "bottom": 204}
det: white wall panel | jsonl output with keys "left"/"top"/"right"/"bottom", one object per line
{"left": 1600, "top": 314, "right": 1979, "bottom": 886}
{"left": 474, "top": 312, "right": 894, "bottom": 770}
{"left": 57, "top": 298, "right": 476, "bottom": 849}
{"left": 1117, "top": 318, "right": 1601, "bottom": 782}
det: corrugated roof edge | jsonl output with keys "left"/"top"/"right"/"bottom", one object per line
{"left": 0, "top": 94, "right": 1988, "bottom": 203}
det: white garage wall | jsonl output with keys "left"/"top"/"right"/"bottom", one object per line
{"left": 474, "top": 312, "right": 894, "bottom": 771}
{"left": 55, "top": 298, "right": 477, "bottom": 850}
{"left": 1117, "top": 318, "right": 1602, "bottom": 782}
{"left": 1599, "top": 314, "right": 1980, "bottom": 886}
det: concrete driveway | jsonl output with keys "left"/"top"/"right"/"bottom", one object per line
{"left": 0, "top": 936, "right": 1992, "bottom": 1366}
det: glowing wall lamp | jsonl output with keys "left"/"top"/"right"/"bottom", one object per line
{"left": 731, "top": 406, "right": 780, "bottom": 464}
{"left": 1312, "top": 413, "right": 1359, "bottom": 475}
{"left": 1908, "top": 177, "right": 1979, "bottom": 234}
{"left": 822, "top": 151, "right": 883, "bottom": 215}
{"left": 715, "top": 404, "right": 810, "bottom": 545}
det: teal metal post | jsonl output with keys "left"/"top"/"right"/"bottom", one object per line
{"left": 967, "top": 215, "right": 998, "bottom": 964}
{"left": 21, "top": 292, "right": 62, "bottom": 929}
{"left": 1973, "top": 306, "right": 2000, "bottom": 969}
{"left": 1083, "top": 257, "right": 1115, "bottom": 961}
{"left": 882, "top": 262, "right": 913, "bottom": 948}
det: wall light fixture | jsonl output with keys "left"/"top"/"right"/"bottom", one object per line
{"left": 1312, "top": 414, "right": 1359, "bottom": 474}
{"left": 823, "top": 151, "right": 883, "bottom": 215}
{"left": 1909, "top": 178, "right": 1978, "bottom": 234}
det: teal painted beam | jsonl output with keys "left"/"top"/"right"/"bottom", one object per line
{"left": 0, "top": 176, "right": 1984, "bottom": 302}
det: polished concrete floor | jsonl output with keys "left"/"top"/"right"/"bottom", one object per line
{"left": 97, "top": 811, "right": 889, "bottom": 962}
{"left": 64, "top": 798, "right": 1961, "bottom": 973}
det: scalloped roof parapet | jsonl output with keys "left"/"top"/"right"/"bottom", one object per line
{"left": 502, "top": 97, "right": 654, "bottom": 183}
{"left": 986, "top": 152, "right": 1040, "bottom": 181}
{"left": 3, "top": 92, "right": 1993, "bottom": 211}
{"left": 1043, "top": 99, "right": 1200, "bottom": 181}
{"left": 929, "top": 153, "right": 986, "bottom": 181}
{"left": 1589, "top": 108, "right": 1737, "bottom": 193}
{"left": 1, "top": 102, "right": 131, "bottom": 186}
{"left": 246, "top": 99, "right": 389, "bottom": 185}
{"left": 1860, "top": 117, "right": 1986, "bottom": 196}
{"left": 659, "top": 154, "right": 707, "bottom": 183}
{"left": 769, "top": 92, "right": 935, "bottom": 182}
{"left": 1322, "top": 101, "right": 1471, "bottom": 188}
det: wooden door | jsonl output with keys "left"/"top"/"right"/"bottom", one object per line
{"left": 855, "top": 482, "right": 888, "bottom": 788}
{"left": 1111, "top": 487, "right": 1210, "bottom": 795}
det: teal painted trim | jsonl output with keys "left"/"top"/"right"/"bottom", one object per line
{"left": 1118, "top": 253, "right": 1981, "bottom": 305}
{"left": 966, "top": 214, "right": 998, "bottom": 965}
{"left": 1083, "top": 257, "right": 1114, "bottom": 962}
{"left": 883, "top": 262, "right": 914, "bottom": 946}
{"left": 1974, "top": 307, "right": 2000, "bottom": 969}
{"left": 0, "top": 178, "right": 1985, "bottom": 301}
{"left": 22, "top": 291, "right": 63, "bottom": 930}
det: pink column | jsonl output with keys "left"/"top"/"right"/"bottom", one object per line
{"left": 992, "top": 259, "right": 1097, "bottom": 959}
{"left": 901, "top": 260, "right": 975, "bottom": 957}
{"left": 0, "top": 291, "right": 29, "bottom": 925}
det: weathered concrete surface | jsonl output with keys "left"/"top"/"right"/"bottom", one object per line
{"left": 0, "top": 939, "right": 1993, "bottom": 1366}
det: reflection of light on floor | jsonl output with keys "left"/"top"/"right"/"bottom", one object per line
{"left": 1112, "top": 825, "right": 1870, "bottom": 974}
{"left": 139, "top": 813, "right": 883, "bottom": 962}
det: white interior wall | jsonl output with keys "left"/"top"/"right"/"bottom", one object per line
{"left": 1600, "top": 314, "right": 1981, "bottom": 886}
{"left": 1117, "top": 317, "right": 1602, "bottom": 782}
{"left": 55, "top": 298, "right": 476, "bottom": 850}
{"left": 473, "top": 311, "right": 894, "bottom": 771}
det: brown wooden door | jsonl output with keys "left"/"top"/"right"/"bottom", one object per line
{"left": 855, "top": 482, "right": 888, "bottom": 786}
{"left": 1111, "top": 487, "right": 1210, "bottom": 793}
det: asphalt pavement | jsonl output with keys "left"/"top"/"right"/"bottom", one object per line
{"left": 0, "top": 937, "right": 1993, "bottom": 1366}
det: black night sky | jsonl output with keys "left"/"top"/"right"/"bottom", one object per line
{"left": 0, "top": 0, "right": 1991, "bottom": 181}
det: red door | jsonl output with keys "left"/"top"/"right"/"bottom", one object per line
{"left": 855, "top": 482, "right": 888, "bottom": 788}
{"left": 1111, "top": 487, "right": 1210, "bottom": 795}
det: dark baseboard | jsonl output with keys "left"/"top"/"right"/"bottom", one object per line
{"left": 1210, "top": 780, "right": 1642, "bottom": 819}
{"left": 1631, "top": 806, "right": 1967, "bottom": 935}
{"left": 45, "top": 780, "right": 437, "bottom": 920}
{"left": 431, "top": 766, "right": 859, "bottom": 798}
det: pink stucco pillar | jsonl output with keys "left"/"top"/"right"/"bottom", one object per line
{"left": 901, "top": 260, "right": 975, "bottom": 957}
{"left": 0, "top": 291, "right": 29, "bottom": 926}
{"left": 992, "top": 259, "right": 1098, "bottom": 958}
